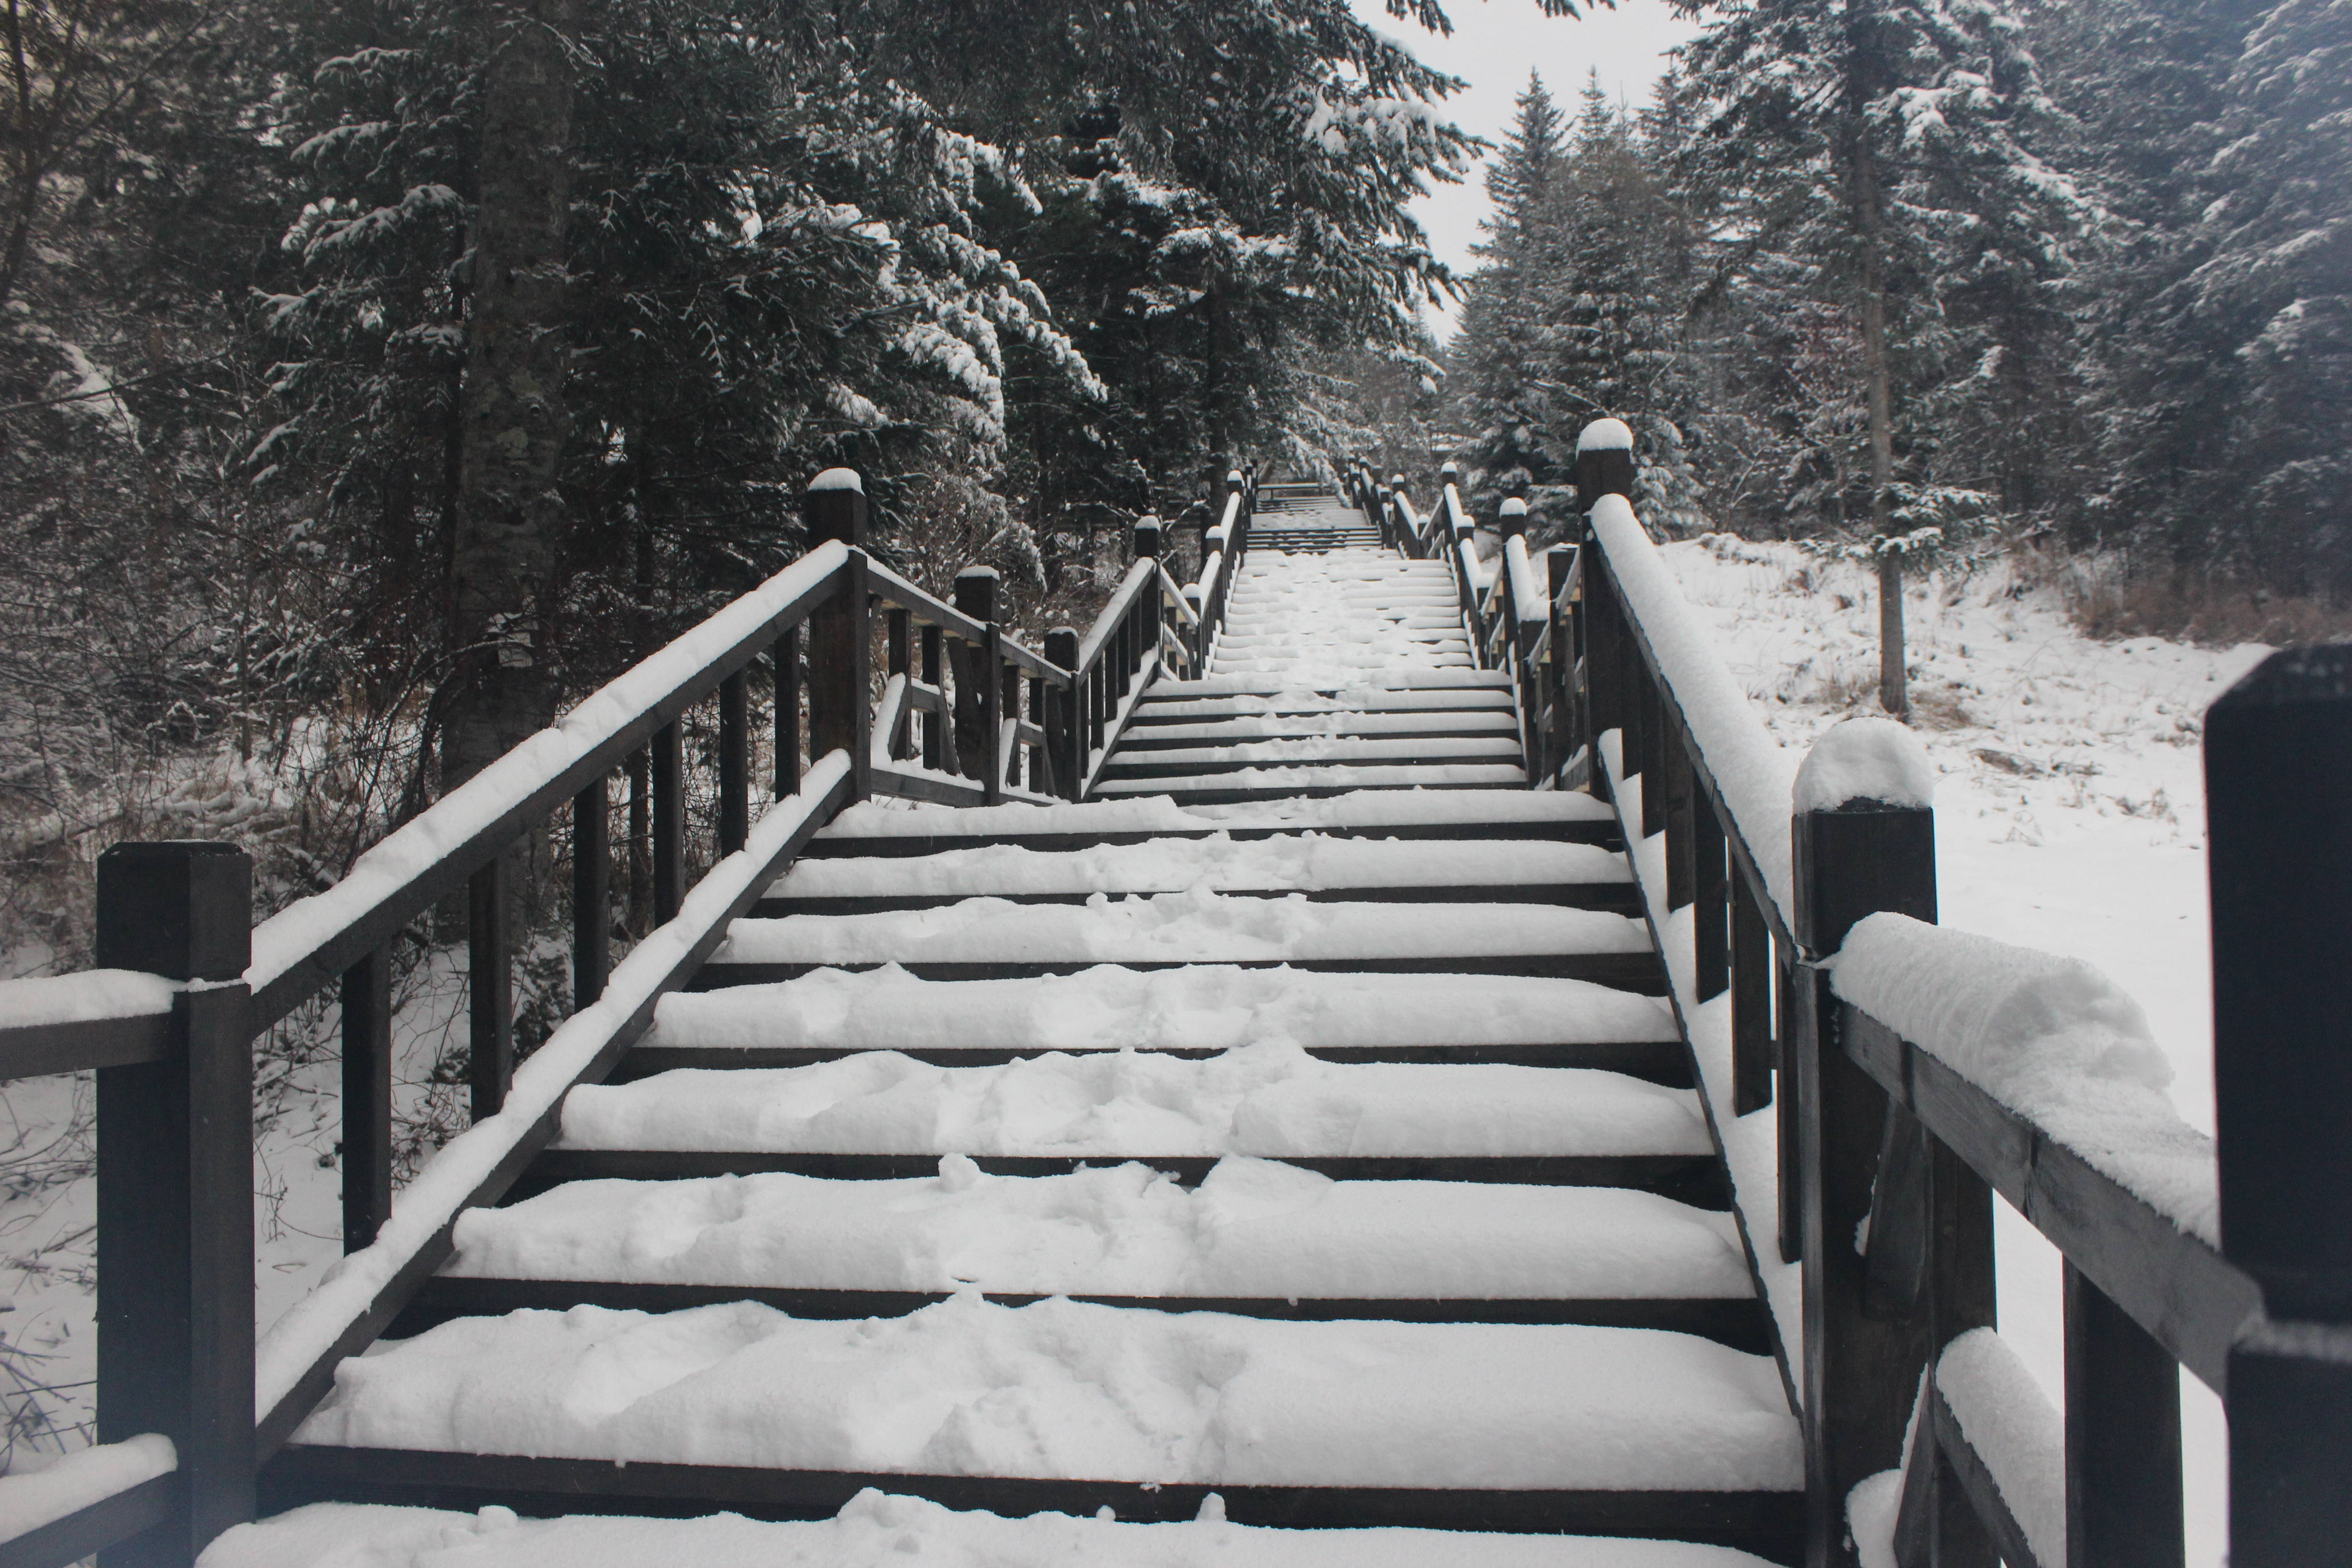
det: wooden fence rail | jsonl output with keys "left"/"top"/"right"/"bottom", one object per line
{"left": 0, "top": 467, "right": 1183, "bottom": 1568}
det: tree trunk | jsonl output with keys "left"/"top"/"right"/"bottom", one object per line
{"left": 440, "top": 0, "right": 580, "bottom": 792}
{"left": 1845, "top": 5, "right": 1906, "bottom": 720}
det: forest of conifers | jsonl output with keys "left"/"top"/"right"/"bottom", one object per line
{"left": 1, "top": 0, "right": 2346, "bottom": 970}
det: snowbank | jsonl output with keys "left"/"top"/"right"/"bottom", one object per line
{"left": 558, "top": 1044, "right": 1714, "bottom": 1160}
{"left": 657, "top": 964, "right": 1675, "bottom": 1053}
{"left": 449, "top": 1156, "right": 1751, "bottom": 1302}
{"left": 1792, "top": 717, "right": 1936, "bottom": 813}
{"left": 289, "top": 1294, "right": 1798, "bottom": 1491}
{"left": 201, "top": 1490, "right": 1783, "bottom": 1568}
{"left": 1830, "top": 912, "right": 2215, "bottom": 1240}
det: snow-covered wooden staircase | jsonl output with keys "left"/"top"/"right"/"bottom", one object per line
{"left": 265, "top": 510, "right": 1802, "bottom": 1560}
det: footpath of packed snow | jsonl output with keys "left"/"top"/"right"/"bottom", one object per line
{"left": 289, "top": 1293, "right": 1798, "bottom": 1492}
{"left": 770, "top": 833, "right": 1622, "bottom": 900}
{"left": 714, "top": 889, "right": 1644, "bottom": 967}
{"left": 1093, "top": 761, "right": 1527, "bottom": 794}
{"left": 201, "top": 1491, "right": 1784, "bottom": 1568}
{"left": 1132, "top": 706, "right": 1513, "bottom": 741}
{"left": 657, "top": 964, "right": 1676, "bottom": 1053}
{"left": 447, "top": 1156, "right": 1751, "bottom": 1302}
{"left": 1120, "top": 733, "right": 1522, "bottom": 766}
{"left": 558, "top": 1043, "right": 1712, "bottom": 1159}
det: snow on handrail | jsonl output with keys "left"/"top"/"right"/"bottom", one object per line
{"left": 1589, "top": 495, "right": 1797, "bottom": 923}
{"left": 1076, "top": 559, "right": 1159, "bottom": 672}
{"left": 254, "top": 752, "right": 852, "bottom": 1422}
{"left": 0, "top": 969, "right": 175, "bottom": 1035}
{"left": 0, "top": 1433, "right": 176, "bottom": 1547}
{"left": 245, "top": 541, "right": 851, "bottom": 1010}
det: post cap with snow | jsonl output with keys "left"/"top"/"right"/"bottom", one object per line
{"left": 1226, "top": 469, "right": 1245, "bottom": 491}
{"left": 804, "top": 467, "right": 867, "bottom": 545}
{"left": 1133, "top": 515, "right": 1162, "bottom": 557}
{"left": 1793, "top": 716, "right": 1936, "bottom": 814}
{"left": 1440, "top": 460, "right": 1460, "bottom": 482}
{"left": 1391, "top": 473, "right": 1406, "bottom": 488}
{"left": 951, "top": 564, "right": 999, "bottom": 619}
{"left": 1576, "top": 419, "right": 1634, "bottom": 454}
{"left": 1498, "top": 497, "right": 1529, "bottom": 538}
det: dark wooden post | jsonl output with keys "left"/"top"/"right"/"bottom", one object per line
{"left": 1793, "top": 790, "right": 1940, "bottom": 1568}
{"left": 96, "top": 841, "right": 255, "bottom": 1561}
{"left": 650, "top": 720, "right": 682, "bottom": 925}
{"left": 921, "top": 624, "right": 947, "bottom": 772}
{"left": 1545, "top": 545, "right": 1578, "bottom": 782}
{"left": 718, "top": 670, "right": 749, "bottom": 854}
{"left": 773, "top": 625, "right": 800, "bottom": 797}
{"left": 2205, "top": 645, "right": 2352, "bottom": 1567}
{"left": 884, "top": 608, "right": 911, "bottom": 761}
{"left": 1000, "top": 643, "right": 1023, "bottom": 793}
{"left": 1693, "top": 783, "right": 1728, "bottom": 999}
{"left": 1047, "top": 627, "right": 1080, "bottom": 800}
{"left": 571, "top": 774, "right": 609, "bottom": 1005}
{"left": 1133, "top": 514, "right": 1161, "bottom": 560}
{"left": 2065, "top": 1262, "right": 2184, "bottom": 1568}
{"left": 1664, "top": 723, "right": 1697, "bottom": 911}
{"left": 341, "top": 943, "right": 393, "bottom": 1250}
{"left": 1730, "top": 867, "right": 1773, "bottom": 1114}
{"left": 954, "top": 568, "right": 1000, "bottom": 804}
{"left": 1575, "top": 419, "right": 1636, "bottom": 511}
{"left": 467, "top": 850, "right": 511, "bottom": 1118}
{"left": 804, "top": 470, "right": 870, "bottom": 800}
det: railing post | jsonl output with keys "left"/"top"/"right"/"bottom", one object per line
{"left": 1576, "top": 417, "right": 1635, "bottom": 510}
{"left": 773, "top": 625, "right": 800, "bottom": 797}
{"left": 1792, "top": 767, "right": 1940, "bottom": 1568}
{"left": 1544, "top": 544, "right": 1577, "bottom": 783}
{"left": 953, "top": 567, "right": 1001, "bottom": 805}
{"left": 2065, "top": 1261, "right": 2184, "bottom": 1568}
{"left": 804, "top": 468, "right": 871, "bottom": 800}
{"left": 95, "top": 841, "right": 255, "bottom": 1563}
{"left": 1047, "top": 627, "right": 1081, "bottom": 799}
{"left": 467, "top": 849, "right": 511, "bottom": 1118}
{"left": 2205, "top": 645, "right": 2352, "bottom": 1566}
{"left": 920, "top": 623, "right": 947, "bottom": 773}
{"left": 650, "top": 720, "right": 682, "bottom": 925}
{"left": 571, "top": 774, "right": 610, "bottom": 1006}
{"left": 1133, "top": 514, "right": 1161, "bottom": 561}
{"left": 340, "top": 942, "right": 392, "bottom": 1250}
{"left": 718, "top": 670, "right": 749, "bottom": 853}
{"left": 884, "top": 608, "right": 911, "bottom": 762}
{"left": 1730, "top": 866, "right": 1773, "bottom": 1114}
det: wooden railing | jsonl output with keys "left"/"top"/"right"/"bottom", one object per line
{"left": 1184, "top": 468, "right": 1256, "bottom": 669}
{"left": 0, "top": 469, "right": 1174, "bottom": 1568}
{"left": 1558, "top": 420, "right": 2350, "bottom": 1568}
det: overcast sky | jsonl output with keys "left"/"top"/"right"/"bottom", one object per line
{"left": 1349, "top": 0, "right": 1699, "bottom": 340}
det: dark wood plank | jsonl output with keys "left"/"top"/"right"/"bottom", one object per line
{"left": 390, "top": 1278, "right": 1770, "bottom": 1351}
{"left": 2067, "top": 1260, "right": 2184, "bottom": 1568}
{"left": 262, "top": 1446, "right": 1803, "bottom": 1559}
{"left": 0, "top": 1011, "right": 171, "bottom": 1081}
{"left": 508, "top": 1151, "right": 1730, "bottom": 1206}
{"left": 0, "top": 1470, "right": 176, "bottom": 1568}
{"left": 341, "top": 945, "right": 394, "bottom": 1252}
{"left": 1930, "top": 1388, "right": 2044, "bottom": 1568}
{"left": 468, "top": 853, "right": 513, "bottom": 1121}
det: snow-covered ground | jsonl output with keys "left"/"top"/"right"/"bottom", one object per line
{"left": 1660, "top": 534, "right": 2262, "bottom": 1568}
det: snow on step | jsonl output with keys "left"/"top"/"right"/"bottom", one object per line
{"left": 449, "top": 1157, "right": 1752, "bottom": 1301}
{"left": 1155, "top": 669, "right": 1507, "bottom": 697}
{"left": 656, "top": 965, "right": 1676, "bottom": 1054}
{"left": 292, "top": 1295, "right": 1798, "bottom": 1492}
{"left": 557, "top": 1045, "right": 1712, "bottom": 1159}
{"left": 714, "top": 889, "right": 1636, "bottom": 967}
{"left": 1110, "top": 735, "right": 1522, "bottom": 768}
{"left": 1090, "top": 762, "right": 1528, "bottom": 795}
{"left": 206, "top": 1495, "right": 1785, "bottom": 1568}
{"left": 814, "top": 789, "right": 1612, "bottom": 839}
{"left": 772, "top": 836, "right": 1627, "bottom": 900}
{"left": 1135, "top": 687, "right": 1514, "bottom": 718}
{"left": 1132, "top": 709, "right": 1517, "bottom": 741}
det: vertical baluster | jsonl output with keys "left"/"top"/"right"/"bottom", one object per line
{"left": 573, "top": 777, "right": 610, "bottom": 1006}
{"left": 2065, "top": 1263, "right": 2184, "bottom": 1567}
{"left": 1665, "top": 721, "right": 1697, "bottom": 911}
{"left": 886, "top": 608, "right": 911, "bottom": 761}
{"left": 921, "top": 623, "right": 946, "bottom": 772}
{"left": 953, "top": 568, "right": 998, "bottom": 797}
{"left": 1778, "top": 937, "right": 1804, "bottom": 1260}
{"left": 652, "top": 720, "right": 683, "bottom": 924}
{"left": 626, "top": 745, "right": 652, "bottom": 933}
{"left": 95, "top": 841, "right": 256, "bottom": 1556}
{"left": 341, "top": 942, "right": 393, "bottom": 1250}
{"left": 1000, "top": 649, "right": 1022, "bottom": 792}
{"left": 1047, "top": 627, "right": 1080, "bottom": 800}
{"left": 1730, "top": 865, "right": 1773, "bottom": 1114}
{"left": 804, "top": 475, "right": 871, "bottom": 799}
{"left": 1639, "top": 671, "right": 1669, "bottom": 842}
{"left": 718, "top": 670, "right": 749, "bottom": 855}
{"left": 1029, "top": 668, "right": 1049, "bottom": 794}
{"left": 774, "top": 625, "right": 801, "bottom": 798}
{"left": 1693, "top": 783, "right": 1728, "bottom": 997}
{"left": 468, "top": 851, "right": 512, "bottom": 1119}
{"left": 981, "top": 625, "right": 1004, "bottom": 802}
